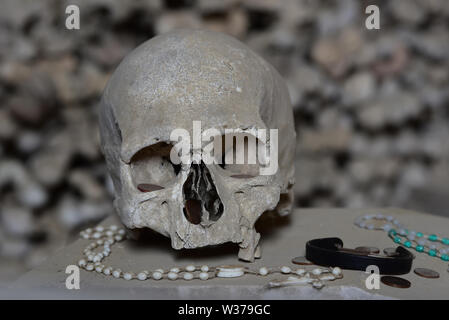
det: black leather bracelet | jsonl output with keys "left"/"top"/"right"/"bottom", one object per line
{"left": 306, "top": 237, "right": 413, "bottom": 275}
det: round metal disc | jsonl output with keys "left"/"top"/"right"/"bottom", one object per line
{"left": 383, "top": 247, "right": 400, "bottom": 257}
{"left": 414, "top": 268, "right": 439, "bottom": 279}
{"left": 381, "top": 276, "right": 411, "bottom": 289}
{"left": 292, "top": 256, "right": 313, "bottom": 265}
{"left": 355, "top": 246, "right": 380, "bottom": 254}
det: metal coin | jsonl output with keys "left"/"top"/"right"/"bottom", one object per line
{"left": 383, "top": 247, "right": 400, "bottom": 257}
{"left": 414, "top": 268, "right": 439, "bottom": 279}
{"left": 381, "top": 276, "right": 411, "bottom": 289}
{"left": 355, "top": 246, "right": 380, "bottom": 254}
{"left": 292, "top": 256, "right": 313, "bottom": 265}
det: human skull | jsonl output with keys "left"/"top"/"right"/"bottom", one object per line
{"left": 99, "top": 29, "right": 295, "bottom": 262}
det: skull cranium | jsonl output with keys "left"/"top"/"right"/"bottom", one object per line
{"left": 99, "top": 29, "right": 296, "bottom": 262}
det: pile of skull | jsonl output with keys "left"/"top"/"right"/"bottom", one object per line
{"left": 77, "top": 224, "right": 343, "bottom": 289}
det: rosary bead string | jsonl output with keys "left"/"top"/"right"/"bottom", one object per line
{"left": 76, "top": 225, "right": 343, "bottom": 288}
{"left": 354, "top": 214, "right": 449, "bottom": 266}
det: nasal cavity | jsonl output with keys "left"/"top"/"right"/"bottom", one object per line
{"left": 182, "top": 162, "right": 224, "bottom": 225}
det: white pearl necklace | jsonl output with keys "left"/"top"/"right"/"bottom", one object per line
{"left": 77, "top": 225, "right": 344, "bottom": 289}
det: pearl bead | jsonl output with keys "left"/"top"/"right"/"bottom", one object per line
{"left": 114, "top": 235, "right": 123, "bottom": 241}
{"left": 118, "top": 229, "right": 125, "bottom": 235}
{"left": 168, "top": 272, "right": 178, "bottom": 280}
{"left": 95, "top": 226, "right": 104, "bottom": 232}
{"left": 200, "top": 265, "right": 209, "bottom": 272}
{"left": 95, "top": 265, "right": 104, "bottom": 273}
{"left": 137, "top": 272, "right": 147, "bottom": 280}
{"left": 78, "top": 259, "right": 86, "bottom": 267}
{"left": 152, "top": 271, "right": 162, "bottom": 280}
{"left": 332, "top": 267, "right": 342, "bottom": 276}
{"left": 123, "top": 273, "right": 133, "bottom": 280}
{"left": 186, "top": 265, "right": 196, "bottom": 272}
{"left": 320, "top": 275, "right": 336, "bottom": 281}
{"left": 85, "top": 263, "right": 94, "bottom": 271}
{"left": 281, "top": 266, "right": 291, "bottom": 274}
{"left": 93, "top": 232, "right": 101, "bottom": 239}
{"left": 112, "top": 270, "right": 121, "bottom": 278}
{"left": 87, "top": 254, "right": 94, "bottom": 262}
{"left": 155, "top": 268, "right": 164, "bottom": 273}
{"left": 199, "top": 272, "right": 209, "bottom": 280}
{"left": 106, "top": 230, "right": 114, "bottom": 237}
{"left": 103, "top": 267, "right": 112, "bottom": 275}
{"left": 82, "top": 233, "right": 89, "bottom": 239}
{"left": 109, "top": 225, "right": 118, "bottom": 231}
{"left": 183, "top": 273, "right": 194, "bottom": 280}
{"left": 258, "top": 267, "right": 268, "bottom": 276}
{"left": 312, "top": 281, "right": 324, "bottom": 289}
{"left": 312, "top": 268, "right": 322, "bottom": 275}
{"left": 170, "top": 267, "right": 180, "bottom": 273}
{"left": 295, "top": 269, "right": 306, "bottom": 275}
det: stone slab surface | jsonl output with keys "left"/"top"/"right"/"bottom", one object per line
{"left": 4, "top": 208, "right": 449, "bottom": 299}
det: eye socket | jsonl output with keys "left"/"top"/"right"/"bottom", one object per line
{"left": 130, "top": 142, "right": 180, "bottom": 191}
{"left": 215, "top": 134, "right": 263, "bottom": 177}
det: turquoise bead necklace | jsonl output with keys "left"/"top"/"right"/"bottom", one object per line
{"left": 354, "top": 214, "right": 449, "bottom": 264}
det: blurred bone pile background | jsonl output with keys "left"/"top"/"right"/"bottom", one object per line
{"left": 0, "top": 0, "right": 448, "bottom": 282}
